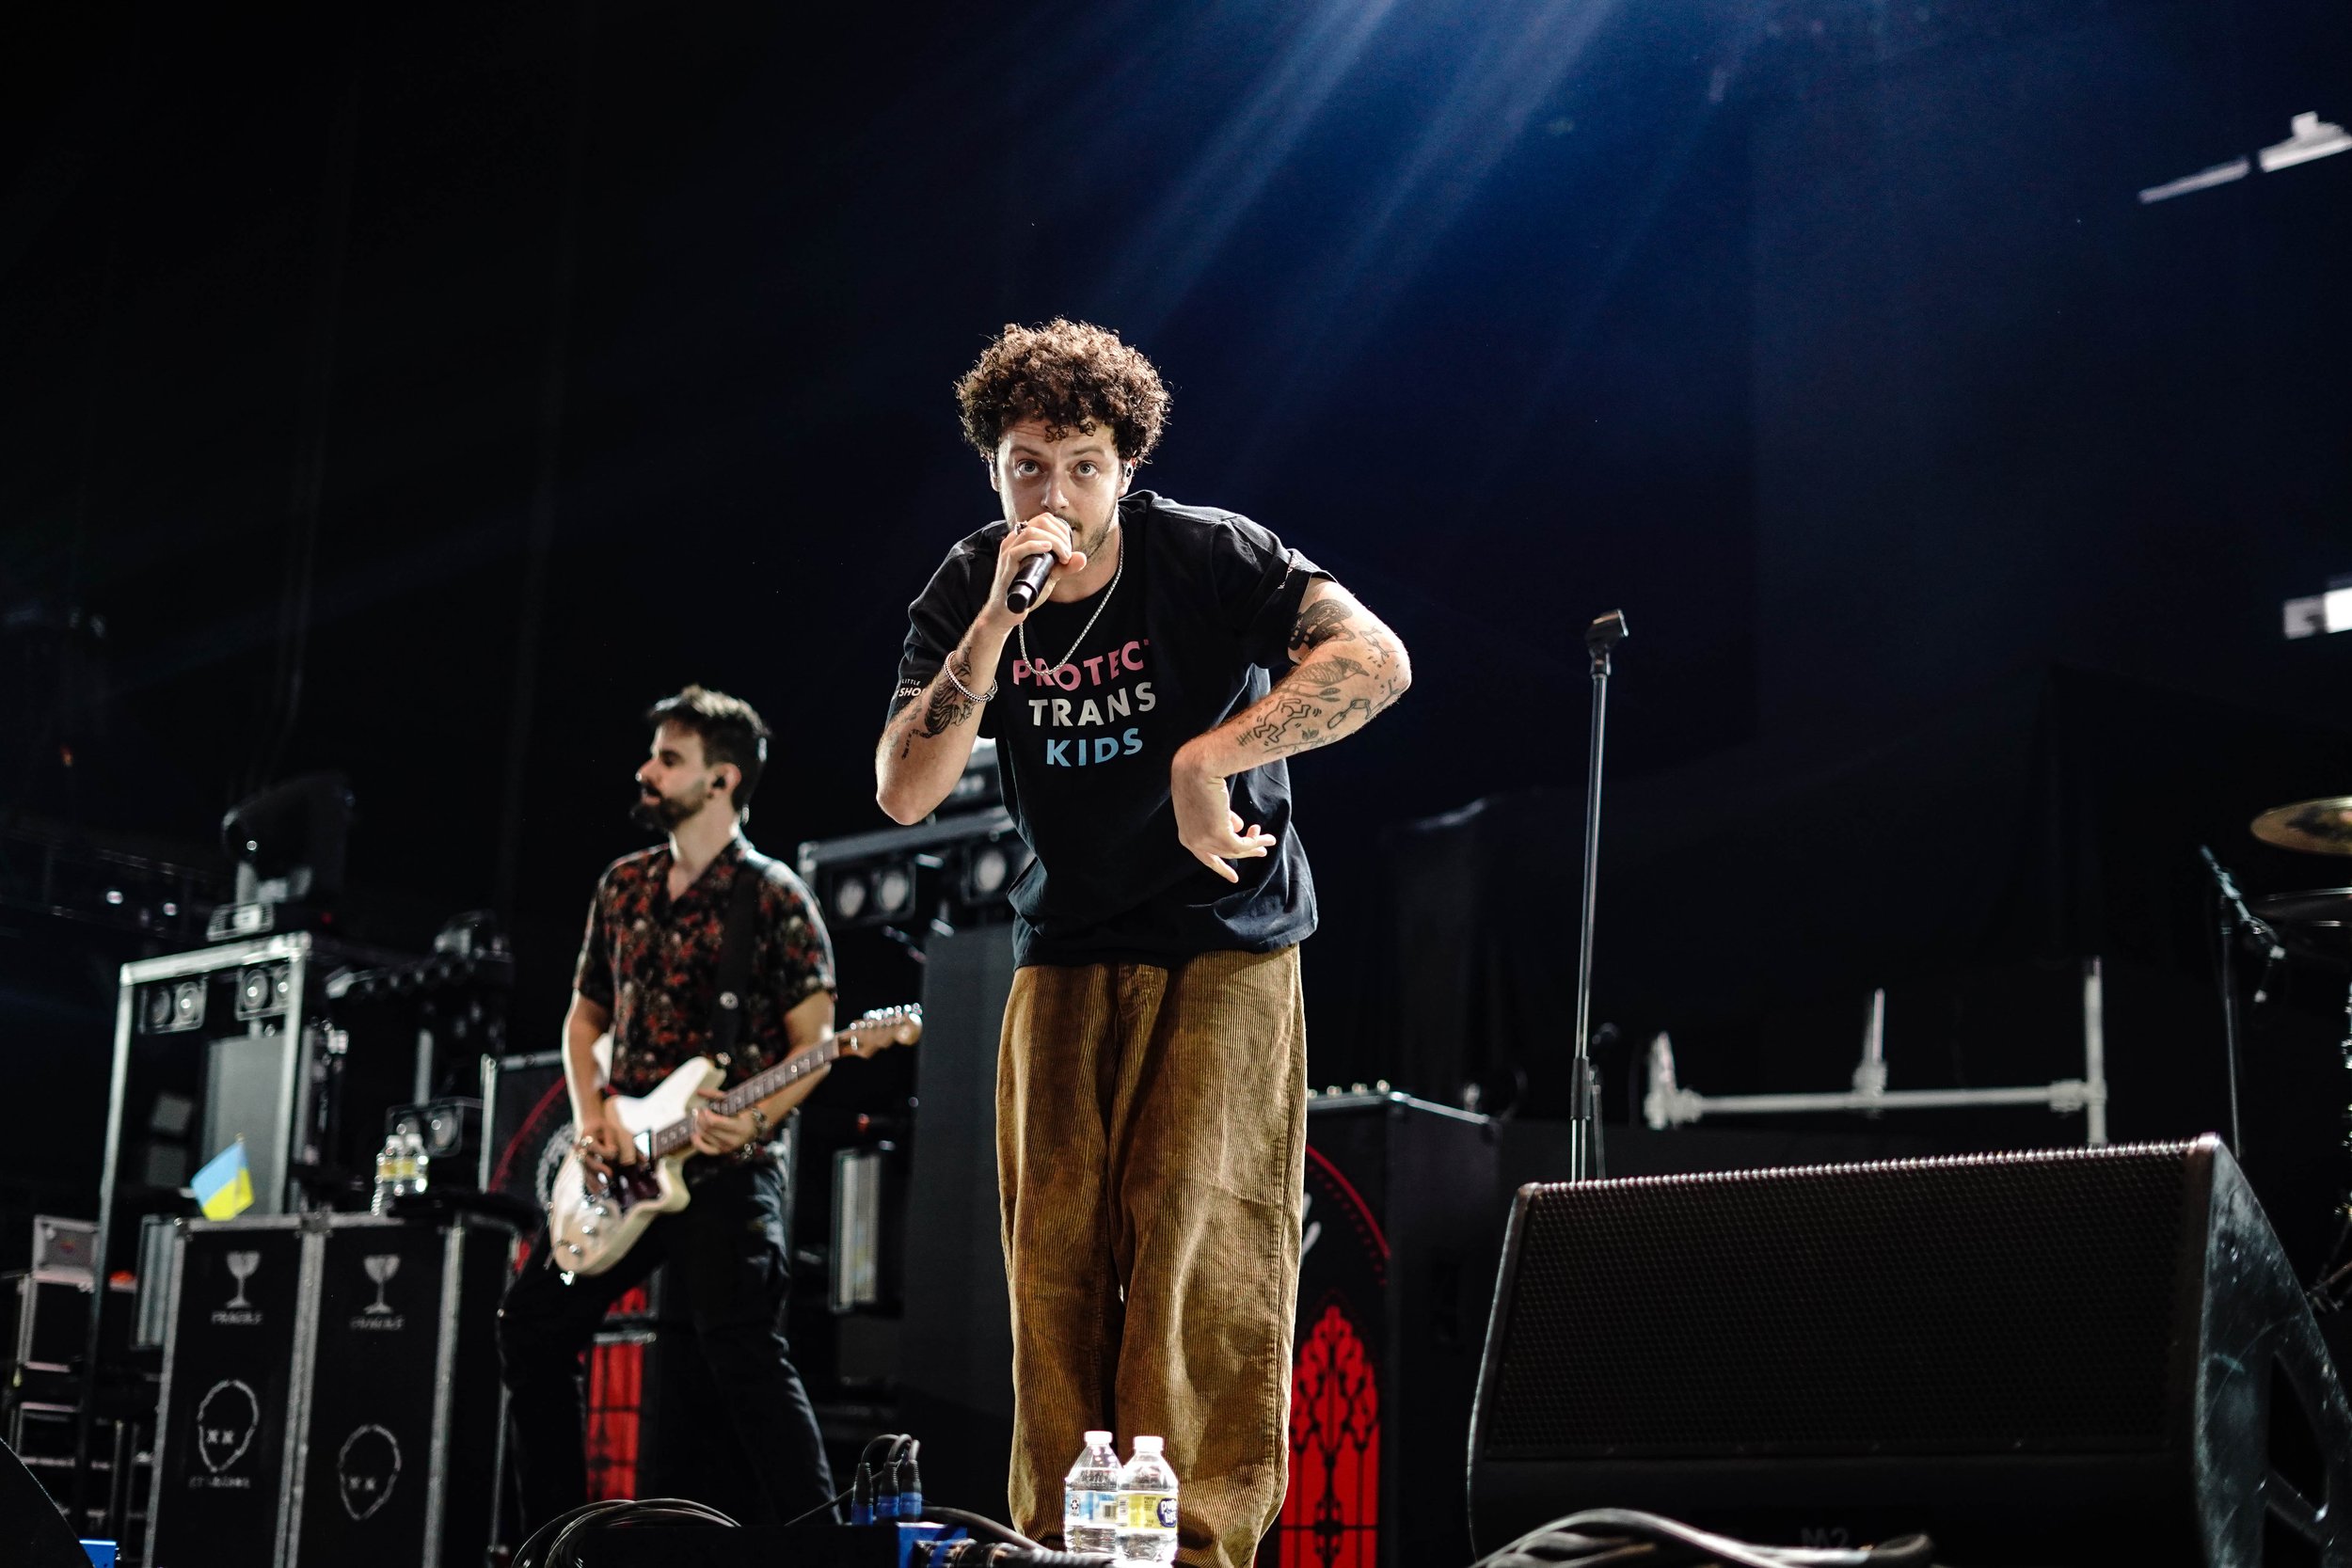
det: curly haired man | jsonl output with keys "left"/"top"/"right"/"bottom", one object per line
{"left": 876, "top": 320, "right": 1411, "bottom": 1567}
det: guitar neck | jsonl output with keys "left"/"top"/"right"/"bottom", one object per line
{"left": 643, "top": 1032, "right": 856, "bottom": 1162}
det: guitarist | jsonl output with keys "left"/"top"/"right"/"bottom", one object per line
{"left": 497, "top": 685, "right": 841, "bottom": 1532}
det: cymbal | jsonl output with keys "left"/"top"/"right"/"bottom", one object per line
{"left": 2250, "top": 798, "right": 2352, "bottom": 856}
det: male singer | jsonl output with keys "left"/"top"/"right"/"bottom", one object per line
{"left": 875, "top": 320, "right": 1411, "bottom": 1568}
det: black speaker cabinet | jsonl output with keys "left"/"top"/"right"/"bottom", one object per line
{"left": 1470, "top": 1136, "right": 2352, "bottom": 1565}
{"left": 897, "top": 926, "right": 1020, "bottom": 1515}
{"left": 148, "top": 1213, "right": 511, "bottom": 1568}
{"left": 1260, "top": 1090, "right": 1500, "bottom": 1568}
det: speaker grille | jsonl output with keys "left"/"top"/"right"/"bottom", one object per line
{"left": 1482, "top": 1142, "right": 2198, "bottom": 1459}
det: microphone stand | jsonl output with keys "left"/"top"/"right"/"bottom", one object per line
{"left": 2198, "top": 846, "right": 2272, "bottom": 1159}
{"left": 1569, "top": 610, "right": 1627, "bottom": 1181}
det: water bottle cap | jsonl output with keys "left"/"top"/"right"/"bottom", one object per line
{"left": 1133, "top": 1435, "right": 1163, "bottom": 1453}
{"left": 1084, "top": 1431, "right": 1112, "bottom": 1445}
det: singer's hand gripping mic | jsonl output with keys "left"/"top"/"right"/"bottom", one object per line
{"left": 1006, "top": 549, "right": 1056, "bottom": 614}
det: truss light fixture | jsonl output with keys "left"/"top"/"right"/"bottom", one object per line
{"left": 2258, "top": 112, "right": 2352, "bottom": 174}
{"left": 2283, "top": 581, "right": 2352, "bottom": 640}
{"left": 2139, "top": 111, "right": 2348, "bottom": 203}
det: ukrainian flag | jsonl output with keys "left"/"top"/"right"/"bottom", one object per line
{"left": 192, "top": 1140, "right": 255, "bottom": 1221}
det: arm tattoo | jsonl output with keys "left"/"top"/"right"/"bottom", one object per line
{"left": 1235, "top": 593, "right": 1410, "bottom": 761}
{"left": 1288, "top": 596, "right": 1357, "bottom": 656}
{"left": 1293, "top": 655, "right": 1369, "bottom": 696}
{"left": 1242, "top": 694, "right": 1373, "bottom": 755}
{"left": 888, "top": 649, "right": 984, "bottom": 758}
{"left": 918, "top": 678, "right": 975, "bottom": 738}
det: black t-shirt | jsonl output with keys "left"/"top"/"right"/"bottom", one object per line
{"left": 891, "top": 491, "right": 1327, "bottom": 967}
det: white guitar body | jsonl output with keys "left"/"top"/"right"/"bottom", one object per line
{"left": 544, "top": 1056, "right": 722, "bottom": 1278}
{"left": 543, "top": 1006, "right": 920, "bottom": 1279}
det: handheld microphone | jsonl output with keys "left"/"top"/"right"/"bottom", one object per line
{"left": 1006, "top": 550, "right": 1056, "bottom": 614}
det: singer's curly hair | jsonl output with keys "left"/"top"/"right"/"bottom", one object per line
{"left": 955, "top": 319, "right": 1170, "bottom": 464}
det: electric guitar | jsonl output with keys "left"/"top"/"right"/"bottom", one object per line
{"left": 546, "top": 1005, "right": 922, "bottom": 1278}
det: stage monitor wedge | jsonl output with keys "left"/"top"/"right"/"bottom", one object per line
{"left": 1470, "top": 1137, "right": 2352, "bottom": 1567}
{"left": 0, "top": 1433, "right": 85, "bottom": 1568}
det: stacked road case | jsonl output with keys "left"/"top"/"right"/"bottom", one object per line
{"left": 1, "top": 1218, "right": 140, "bottom": 1535}
{"left": 146, "top": 1212, "right": 510, "bottom": 1568}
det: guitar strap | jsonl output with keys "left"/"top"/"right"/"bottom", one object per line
{"left": 707, "top": 844, "right": 772, "bottom": 1063}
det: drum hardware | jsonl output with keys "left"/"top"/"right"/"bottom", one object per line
{"left": 2299, "top": 975, "right": 2352, "bottom": 1314}
{"left": 2243, "top": 884, "right": 2352, "bottom": 1314}
{"left": 2248, "top": 888, "right": 2352, "bottom": 970}
{"left": 1644, "top": 970, "right": 2111, "bottom": 1142}
{"left": 2199, "top": 847, "right": 2279, "bottom": 1157}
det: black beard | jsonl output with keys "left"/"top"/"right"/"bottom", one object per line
{"left": 628, "top": 791, "right": 693, "bottom": 833}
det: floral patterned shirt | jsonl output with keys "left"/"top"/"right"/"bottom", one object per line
{"left": 573, "top": 836, "right": 836, "bottom": 1097}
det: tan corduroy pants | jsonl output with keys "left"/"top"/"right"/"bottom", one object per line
{"left": 997, "top": 946, "right": 1308, "bottom": 1568}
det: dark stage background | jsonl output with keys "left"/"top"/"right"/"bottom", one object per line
{"left": 3, "top": 0, "right": 2349, "bottom": 1291}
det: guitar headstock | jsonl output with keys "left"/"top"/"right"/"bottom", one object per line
{"left": 842, "top": 1003, "right": 923, "bottom": 1054}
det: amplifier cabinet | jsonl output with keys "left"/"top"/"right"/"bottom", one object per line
{"left": 481, "top": 1049, "right": 567, "bottom": 1209}
{"left": 147, "top": 1212, "right": 510, "bottom": 1568}
{"left": 1262, "top": 1091, "right": 1501, "bottom": 1568}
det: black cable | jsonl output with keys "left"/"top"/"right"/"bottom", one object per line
{"left": 782, "top": 1479, "right": 857, "bottom": 1528}
{"left": 1476, "top": 1509, "right": 1934, "bottom": 1568}
{"left": 1484, "top": 1545, "right": 1655, "bottom": 1568}
{"left": 516, "top": 1497, "right": 738, "bottom": 1568}
{"left": 893, "top": 1441, "right": 926, "bottom": 1518}
{"left": 862, "top": 1432, "right": 918, "bottom": 1470}
{"left": 515, "top": 1499, "right": 636, "bottom": 1568}
{"left": 516, "top": 1428, "right": 897, "bottom": 1562}
{"left": 919, "top": 1544, "right": 1113, "bottom": 1567}
{"left": 920, "top": 1504, "right": 1045, "bottom": 1549}
{"left": 547, "top": 1498, "right": 737, "bottom": 1565}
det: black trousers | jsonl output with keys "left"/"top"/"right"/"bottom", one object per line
{"left": 496, "top": 1159, "right": 836, "bottom": 1532}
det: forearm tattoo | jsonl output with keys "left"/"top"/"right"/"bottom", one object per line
{"left": 1243, "top": 594, "right": 1409, "bottom": 758}
{"left": 888, "top": 648, "right": 984, "bottom": 758}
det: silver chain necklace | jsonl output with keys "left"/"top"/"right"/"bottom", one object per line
{"left": 1018, "top": 527, "right": 1125, "bottom": 676}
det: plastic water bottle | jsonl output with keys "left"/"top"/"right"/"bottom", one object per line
{"left": 1062, "top": 1430, "right": 1120, "bottom": 1555}
{"left": 370, "top": 1137, "right": 401, "bottom": 1214}
{"left": 1115, "top": 1435, "right": 1177, "bottom": 1563}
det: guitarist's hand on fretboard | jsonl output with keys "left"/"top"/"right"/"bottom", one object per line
{"left": 688, "top": 1087, "right": 763, "bottom": 1157}
{"left": 682, "top": 1021, "right": 897, "bottom": 1156}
